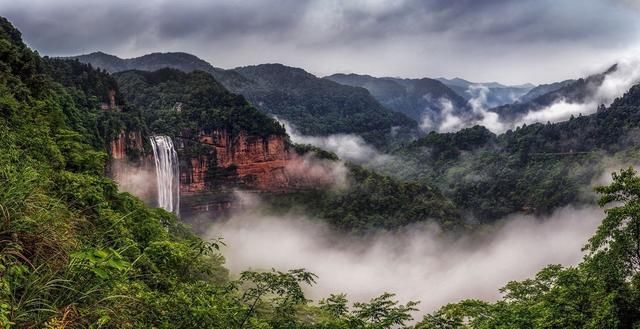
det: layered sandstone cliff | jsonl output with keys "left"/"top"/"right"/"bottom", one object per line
{"left": 109, "top": 130, "right": 144, "bottom": 160}
{"left": 181, "top": 130, "right": 295, "bottom": 192}
{"left": 109, "top": 128, "right": 328, "bottom": 217}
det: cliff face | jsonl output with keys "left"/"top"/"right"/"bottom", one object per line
{"left": 110, "top": 130, "right": 144, "bottom": 160}
{"left": 109, "top": 129, "right": 322, "bottom": 218}
{"left": 181, "top": 130, "right": 293, "bottom": 192}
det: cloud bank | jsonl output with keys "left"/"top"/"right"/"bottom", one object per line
{"left": 207, "top": 205, "right": 603, "bottom": 316}
{"left": 280, "top": 119, "right": 393, "bottom": 166}
{"left": 518, "top": 57, "right": 640, "bottom": 127}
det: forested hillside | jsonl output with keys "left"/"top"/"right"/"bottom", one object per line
{"left": 4, "top": 9, "right": 640, "bottom": 328}
{"left": 325, "top": 73, "right": 468, "bottom": 123}
{"left": 74, "top": 53, "right": 418, "bottom": 148}
{"left": 387, "top": 83, "right": 640, "bottom": 220}
{"left": 263, "top": 163, "right": 462, "bottom": 233}
{"left": 518, "top": 78, "right": 577, "bottom": 103}
{"left": 0, "top": 17, "right": 425, "bottom": 328}
{"left": 416, "top": 167, "right": 640, "bottom": 328}
{"left": 113, "top": 68, "right": 285, "bottom": 138}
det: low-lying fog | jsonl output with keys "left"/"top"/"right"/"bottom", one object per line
{"left": 205, "top": 202, "right": 602, "bottom": 314}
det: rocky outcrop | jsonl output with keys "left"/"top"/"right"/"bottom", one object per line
{"left": 110, "top": 130, "right": 144, "bottom": 160}
{"left": 180, "top": 130, "right": 295, "bottom": 192}
{"left": 109, "top": 129, "right": 332, "bottom": 218}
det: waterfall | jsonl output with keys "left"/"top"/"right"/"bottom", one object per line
{"left": 149, "top": 135, "right": 180, "bottom": 215}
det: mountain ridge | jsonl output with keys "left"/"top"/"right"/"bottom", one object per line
{"left": 72, "top": 52, "right": 418, "bottom": 148}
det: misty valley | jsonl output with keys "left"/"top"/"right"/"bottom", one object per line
{"left": 2, "top": 2, "right": 640, "bottom": 328}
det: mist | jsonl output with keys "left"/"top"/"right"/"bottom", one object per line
{"left": 419, "top": 84, "right": 510, "bottom": 134}
{"left": 422, "top": 56, "right": 640, "bottom": 134}
{"left": 205, "top": 203, "right": 603, "bottom": 315}
{"left": 279, "top": 118, "right": 393, "bottom": 166}
{"left": 110, "top": 160, "right": 157, "bottom": 203}
{"left": 518, "top": 57, "right": 640, "bottom": 127}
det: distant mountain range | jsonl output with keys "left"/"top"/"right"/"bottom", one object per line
{"left": 324, "top": 73, "right": 470, "bottom": 125}
{"left": 437, "top": 77, "right": 534, "bottom": 89}
{"left": 517, "top": 79, "right": 576, "bottom": 103}
{"left": 436, "top": 77, "right": 534, "bottom": 108}
{"left": 72, "top": 51, "right": 624, "bottom": 138}
{"left": 490, "top": 64, "right": 618, "bottom": 121}
{"left": 72, "top": 52, "right": 417, "bottom": 148}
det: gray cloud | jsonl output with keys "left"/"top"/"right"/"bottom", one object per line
{"left": 207, "top": 203, "right": 603, "bottom": 315}
{"left": 2, "top": 0, "right": 639, "bottom": 84}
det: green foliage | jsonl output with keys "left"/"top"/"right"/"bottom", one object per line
{"left": 7, "top": 12, "right": 640, "bottom": 329}
{"left": 238, "top": 269, "right": 317, "bottom": 328}
{"left": 351, "top": 293, "right": 419, "bottom": 329}
{"left": 0, "top": 16, "right": 429, "bottom": 328}
{"left": 293, "top": 143, "right": 339, "bottom": 161}
{"left": 264, "top": 163, "right": 461, "bottom": 233}
{"left": 416, "top": 168, "right": 640, "bottom": 329}
{"left": 114, "top": 68, "right": 286, "bottom": 138}
{"left": 390, "top": 91, "right": 640, "bottom": 222}
{"left": 231, "top": 64, "right": 417, "bottom": 149}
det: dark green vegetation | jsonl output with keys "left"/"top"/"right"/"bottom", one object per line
{"left": 416, "top": 168, "right": 640, "bottom": 328}
{"left": 74, "top": 52, "right": 418, "bottom": 149}
{"left": 384, "top": 83, "right": 640, "bottom": 221}
{"left": 113, "top": 68, "right": 286, "bottom": 138}
{"left": 5, "top": 13, "right": 640, "bottom": 328}
{"left": 263, "top": 163, "right": 462, "bottom": 233}
{"left": 325, "top": 73, "right": 468, "bottom": 122}
{"left": 231, "top": 64, "right": 416, "bottom": 148}
{"left": 0, "top": 17, "right": 423, "bottom": 328}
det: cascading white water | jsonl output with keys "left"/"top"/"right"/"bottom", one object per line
{"left": 149, "top": 135, "right": 180, "bottom": 215}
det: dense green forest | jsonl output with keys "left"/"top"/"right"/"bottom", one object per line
{"left": 4, "top": 13, "right": 640, "bottom": 328}
{"left": 263, "top": 163, "right": 462, "bottom": 233}
{"left": 0, "top": 17, "right": 422, "bottom": 328}
{"left": 74, "top": 53, "right": 418, "bottom": 149}
{"left": 113, "top": 68, "right": 286, "bottom": 138}
{"left": 384, "top": 85, "right": 640, "bottom": 221}
{"left": 416, "top": 168, "right": 640, "bottom": 328}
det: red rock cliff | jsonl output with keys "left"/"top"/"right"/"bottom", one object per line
{"left": 110, "top": 129, "right": 330, "bottom": 217}
{"left": 181, "top": 130, "right": 296, "bottom": 192}
{"left": 110, "top": 130, "right": 144, "bottom": 160}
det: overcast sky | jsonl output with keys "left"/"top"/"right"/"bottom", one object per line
{"left": 2, "top": 0, "right": 639, "bottom": 84}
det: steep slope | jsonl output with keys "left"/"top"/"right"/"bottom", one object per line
{"left": 4, "top": 15, "right": 437, "bottom": 328}
{"left": 386, "top": 82, "right": 640, "bottom": 221}
{"left": 325, "top": 73, "right": 469, "bottom": 126}
{"left": 0, "top": 16, "right": 234, "bottom": 327}
{"left": 230, "top": 64, "right": 417, "bottom": 146}
{"left": 518, "top": 79, "right": 577, "bottom": 103}
{"left": 73, "top": 52, "right": 418, "bottom": 148}
{"left": 110, "top": 68, "right": 311, "bottom": 216}
{"left": 491, "top": 65, "right": 617, "bottom": 120}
